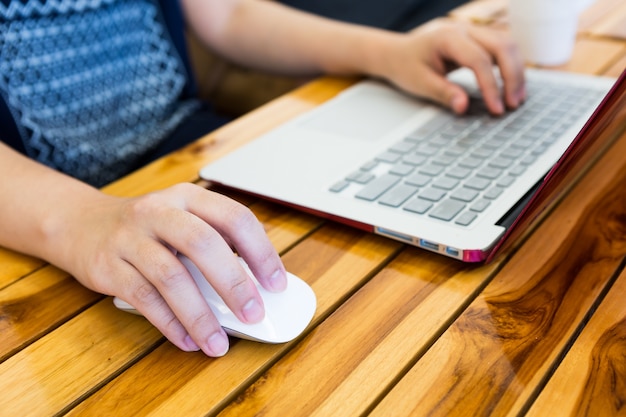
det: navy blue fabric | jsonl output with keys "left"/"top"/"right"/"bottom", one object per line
{"left": 279, "top": 0, "right": 468, "bottom": 32}
{"left": 0, "top": 0, "right": 226, "bottom": 185}
{"left": 158, "top": 0, "right": 198, "bottom": 98}
{"left": 0, "top": 0, "right": 200, "bottom": 161}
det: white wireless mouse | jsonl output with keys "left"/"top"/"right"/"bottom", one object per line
{"left": 113, "top": 255, "right": 317, "bottom": 344}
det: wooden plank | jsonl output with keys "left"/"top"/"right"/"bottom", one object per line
{"left": 604, "top": 49, "right": 626, "bottom": 77}
{"left": 525, "top": 266, "right": 626, "bottom": 416}
{"left": 0, "top": 267, "right": 101, "bottom": 362}
{"left": 582, "top": 0, "right": 626, "bottom": 40}
{"left": 0, "top": 300, "right": 163, "bottom": 416}
{"left": 214, "top": 248, "right": 500, "bottom": 416}
{"left": 369, "top": 130, "right": 626, "bottom": 416}
{"left": 578, "top": 0, "right": 626, "bottom": 33}
{"left": 0, "top": 248, "right": 44, "bottom": 288}
{"left": 65, "top": 224, "right": 403, "bottom": 416}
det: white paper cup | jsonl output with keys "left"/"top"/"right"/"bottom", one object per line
{"left": 509, "top": 0, "right": 581, "bottom": 66}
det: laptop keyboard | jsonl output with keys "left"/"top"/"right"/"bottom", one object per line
{"left": 329, "top": 81, "right": 605, "bottom": 226}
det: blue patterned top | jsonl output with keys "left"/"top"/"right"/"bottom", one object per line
{"left": 0, "top": 0, "right": 200, "bottom": 186}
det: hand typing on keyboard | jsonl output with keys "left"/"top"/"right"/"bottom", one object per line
{"left": 331, "top": 80, "right": 604, "bottom": 227}
{"left": 376, "top": 19, "right": 526, "bottom": 116}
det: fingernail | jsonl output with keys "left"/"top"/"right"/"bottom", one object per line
{"left": 493, "top": 98, "right": 505, "bottom": 115}
{"left": 206, "top": 330, "right": 229, "bottom": 357}
{"left": 451, "top": 94, "right": 465, "bottom": 114}
{"left": 242, "top": 298, "right": 264, "bottom": 323}
{"left": 183, "top": 334, "right": 200, "bottom": 352}
{"left": 268, "top": 269, "right": 287, "bottom": 292}
{"left": 519, "top": 86, "right": 527, "bottom": 102}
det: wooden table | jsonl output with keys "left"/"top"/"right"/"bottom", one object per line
{"left": 1, "top": 1, "right": 625, "bottom": 415}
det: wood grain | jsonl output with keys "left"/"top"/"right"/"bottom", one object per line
{"left": 369, "top": 129, "right": 626, "bottom": 417}
{"left": 0, "top": 2, "right": 624, "bottom": 415}
{"left": 605, "top": 50, "right": 626, "bottom": 77}
{"left": 0, "top": 247, "right": 44, "bottom": 288}
{"left": 215, "top": 248, "right": 501, "bottom": 416}
{"left": 0, "top": 266, "right": 101, "bottom": 362}
{"left": 526, "top": 267, "right": 626, "bottom": 417}
{"left": 0, "top": 300, "right": 162, "bottom": 416}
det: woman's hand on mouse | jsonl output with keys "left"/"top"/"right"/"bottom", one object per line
{"left": 57, "top": 182, "right": 288, "bottom": 357}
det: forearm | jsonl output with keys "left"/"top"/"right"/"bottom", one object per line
{"left": 181, "top": 0, "right": 402, "bottom": 77}
{"left": 0, "top": 142, "right": 108, "bottom": 269}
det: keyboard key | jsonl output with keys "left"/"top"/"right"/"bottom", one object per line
{"left": 509, "top": 165, "right": 526, "bottom": 176}
{"left": 459, "top": 157, "right": 482, "bottom": 169}
{"left": 470, "top": 198, "right": 490, "bottom": 212}
{"left": 419, "top": 187, "right": 446, "bottom": 202}
{"left": 496, "top": 175, "right": 516, "bottom": 188}
{"left": 464, "top": 177, "right": 491, "bottom": 190}
{"left": 418, "top": 163, "right": 445, "bottom": 177}
{"left": 431, "top": 154, "right": 456, "bottom": 166}
{"left": 429, "top": 200, "right": 466, "bottom": 221}
{"left": 501, "top": 147, "right": 524, "bottom": 159}
{"left": 360, "top": 160, "right": 378, "bottom": 171}
{"left": 346, "top": 170, "right": 375, "bottom": 184}
{"left": 389, "top": 140, "right": 416, "bottom": 154}
{"left": 355, "top": 174, "right": 400, "bottom": 201}
{"left": 450, "top": 187, "right": 478, "bottom": 202}
{"left": 484, "top": 186, "right": 504, "bottom": 200}
{"left": 329, "top": 180, "right": 349, "bottom": 193}
{"left": 406, "top": 173, "right": 431, "bottom": 187}
{"left": 471, "top": 148, "right": 494, "bottom": 159}
{"left": 404, "top": 198, "right": 433, "bottom": 214}
{"left": 446, "top": 166, "right": 472, "bottom": 179}
{"left": 444, "top": 146, "right": 466, "bottom": 157}
{"left": 432, "top": 177, "right": 459, "bottom": 190}
{"left": 476, "top": 166, "right": 503, "bottom": 180}
{"left": 406, "top": 114, "right": 451, "bottom": 140}
{"left": 415, "top": 144, "right": 440, "bottom": 156}
{"left": 375, "top": 151, "right": 402, "bottom": 163}
{"left": 389, "top": 163, "right": 415, "bottom": 176}
{"left": 489, "top": 156, "right": 514, "bottom": 169}
{"left": 403, "top": 153, "right": 428, "bottom": 166}
{"left": 379, "top": 184, "right": 419, "bottom": 207}
{"left": 455, "top": 211, "right": 477, "bottom": 226}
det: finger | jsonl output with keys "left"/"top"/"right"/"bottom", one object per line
{"left": 111, "top": 256, "right": 211, "bottom": 354}
{"left": 468, "top": 26, "right": 526, "bottom": 109}
{"left": 174, "top": 183, "right": 288, "bottom": 293}
{"left": 408, "top": 67, "right": 470, "bottom": 114}
{"left": 441, "top": 31, "right": 505, "bottom": 115}
{"left": 148, "top": 185, "right": 269, "bottom": 324}
{"left": 126, "top": 240, "right": 231, "bottom": 357}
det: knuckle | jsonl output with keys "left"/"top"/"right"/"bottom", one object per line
{"left": 187, "top": 308, "right": 219, "bottom": 334}
{"left": 185, "top": 225, "right": 216, "bottom": 253}
{"left": 497, "top": 37, "right": 520, "bottom": 57}
{"left": 156, "top": 263, "right": 190, "bottom": 292}
{"left": 170, "top": 182, "right": 198, "bottom": 195}
{"left": 132, "top": 280, "right": 162, "bottom": 307}
{"left": 123, "top": 193, "right": 164, "bottom": 221}
{"left": 227, "top": 204, "right": 260, "bottom": 232}
{"left": 228, "top": 274, "right": 249, "bottom": 295}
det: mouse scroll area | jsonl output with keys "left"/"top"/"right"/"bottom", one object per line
{"left": 113, "top": 255, "right": 317, "bottom": 345}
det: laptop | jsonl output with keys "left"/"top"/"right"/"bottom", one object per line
{"left": 200, "top": 67, "right": 626, "bottom": 263}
